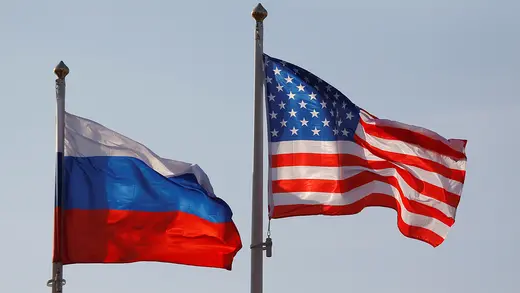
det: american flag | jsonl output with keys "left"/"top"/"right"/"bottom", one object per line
{"left": 263, "top": 54, "right": 467, "bottom": 247}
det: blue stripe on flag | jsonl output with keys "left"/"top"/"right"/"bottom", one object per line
{"left": 62, "top": 156, "right": 234, "bottom": 224}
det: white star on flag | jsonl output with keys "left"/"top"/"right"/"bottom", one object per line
{"left": 322, "top": 119, "right": 330, "bottom": 127}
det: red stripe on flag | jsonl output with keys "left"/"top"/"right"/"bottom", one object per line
{"left": 354, "top": 135, "right": 466, "bottom": 183}
{"left": 59, "top": 208, "right": 242, "bottom": 270}
{"left": 271, "top": 193, "right": 445, "bottom": 247}
{"left": 359, "top": 117, "right": 466, "bottom": 161}
{"left": 272, "top": 153, "right": 461, "bottom": 207}
{"left": 272, "top": 171, "right": 455, "bottom": 226}
{"left": 52, "top": 207, "right": 63, "bottom": 263}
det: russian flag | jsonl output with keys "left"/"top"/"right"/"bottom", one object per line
{"left": 55, "top": 112, "right": 242, "bottom": 270}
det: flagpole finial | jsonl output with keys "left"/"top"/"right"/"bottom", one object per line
{"left": 54, "top": 61, "right": 69, "bottom": 80}
{"left": 252, "top": 3, "right": 268, "bottom": 22}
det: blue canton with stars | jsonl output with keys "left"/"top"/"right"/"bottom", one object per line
{"left": 263, "top": 54, "right": 361, "bottom": 142}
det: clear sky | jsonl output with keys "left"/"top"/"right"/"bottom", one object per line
{"left": 1, "top": 0, "right": 519, "bottom": 292}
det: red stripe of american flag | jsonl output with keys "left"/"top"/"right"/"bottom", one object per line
{"left": 272, "top": 153, "right": 461, "bottom": 208}
{"left": 269, "top": 110, "right": 467, "bottom": 247}
{"left": 271, "top": 194, "right": 446, "bottom": 247}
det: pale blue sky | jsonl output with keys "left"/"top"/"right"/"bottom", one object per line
{"left": 1, "top": 0, "right": 519, "bottom": 292}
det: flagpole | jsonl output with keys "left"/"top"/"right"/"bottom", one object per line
{"left": 48, "top": 61, "right": 69, "bottom": 293}
{"left": 251, "top": 4, "right": 268, "bottom": 293}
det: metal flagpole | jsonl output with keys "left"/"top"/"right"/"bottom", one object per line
{"left": 250, "top": 4, "right": 269, "bottom": 293}
{"left": 47, "top": 61, "right": 69, "bottom": 293}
